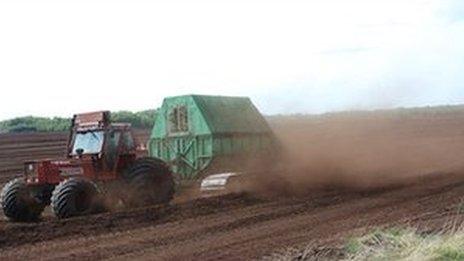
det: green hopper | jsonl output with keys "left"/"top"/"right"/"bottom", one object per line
{"left": 148, "top": 95, "right": 277, "bottom": 182}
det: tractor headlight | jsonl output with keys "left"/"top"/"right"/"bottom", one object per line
{"left": 24, "top": 162, "right": 37, "bottom": 178}
{"left": 24, "top": 162, "right": 40, "bottom": 183}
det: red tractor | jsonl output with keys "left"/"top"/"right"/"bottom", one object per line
{"left": 0, "top": 111, "right": 174, "bottom": 221}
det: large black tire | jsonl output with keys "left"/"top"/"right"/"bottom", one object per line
{"left": 51, "top": 178, "right": 102, "bottom": 219}
{"left": 122, "top": 158, "right": 175, "bottom": 207}
{"left": 0, "top": 178, "right": 46, "bottom": 222}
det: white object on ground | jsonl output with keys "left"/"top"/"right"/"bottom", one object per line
{"left": 200, "top": 172, "right": 241, "bottom": 191}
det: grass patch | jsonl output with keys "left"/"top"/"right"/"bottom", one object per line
{"left": 270, "top": 226, "right": 464, "bottom": 260}
{"left": 436, "top": 246, "right": 464, "bottom": 260}
{"left": 270, "top": 201, "right": 464, "bottom": 260}
{"left": 344, "top": 227, "right": 464, "bottom": 261}
{"left": 344, "top": 238, "right": 362, "bottom": 255}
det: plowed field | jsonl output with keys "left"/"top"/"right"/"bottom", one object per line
{"left": 1, "top": 111, "right": 464, "bottom": 260}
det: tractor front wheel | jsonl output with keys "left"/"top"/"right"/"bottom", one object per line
{"left": 0, "top": 178, "right": 46, "bottom": 222}
{"left": 51, "top": 178, "right": 103, "bottom": 219}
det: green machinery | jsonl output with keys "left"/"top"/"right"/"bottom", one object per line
{"left": 149, "top": 95, "right": 276, "bottom": 181}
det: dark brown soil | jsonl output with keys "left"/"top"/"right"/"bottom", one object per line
{"left": 0, "top": 173, "right": 463, "bottom": 260}
{"left": 1, "top": 111, "right": 464, "bottom": 260}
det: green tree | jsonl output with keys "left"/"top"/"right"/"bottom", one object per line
{"left": 0, "top": 110, "right": 158, "bottom": 133}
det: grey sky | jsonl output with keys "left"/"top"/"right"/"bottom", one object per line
{"left": 0, "top": 0, "right": 463, "bottom": 120}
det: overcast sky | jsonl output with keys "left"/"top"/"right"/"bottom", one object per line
{"left": 0, "top": 0, "right": 463, "bottom": 120}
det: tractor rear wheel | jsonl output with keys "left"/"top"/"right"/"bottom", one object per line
{"left": 51, "top": 178, "right": 102, "bottom": 219}
{"left": 0, "top": 178, "right": 46, "bottom": 222}
{"left": 123, "top": 158, "right": 175, "bottom": 207}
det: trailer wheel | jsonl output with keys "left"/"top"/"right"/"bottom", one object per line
{"left": 51, "top": 178, "right": 102, "bottom": 219}
{"left": 0, "top": 178, "right": 46, "bottom": 222}
{"left": 123, "top": 158, "right": 175, "bottom": 207}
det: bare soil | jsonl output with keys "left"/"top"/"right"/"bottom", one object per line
{"left": 1, "top": 111, "right": 464, "bottom": 260}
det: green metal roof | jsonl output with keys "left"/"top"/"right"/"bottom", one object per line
{"left": 191, "top": 95, "right": 271, "bottom": 134}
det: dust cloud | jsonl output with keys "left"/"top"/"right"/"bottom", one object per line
{"left": 244, "top": 109, "right": 464, "bottom": 196}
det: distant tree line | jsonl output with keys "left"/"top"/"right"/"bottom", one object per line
{"left": 0, "top": 110, "right": 157, "bottom": 133}
{"left": 267, "top": 104, "right": 464, "bottom": 122}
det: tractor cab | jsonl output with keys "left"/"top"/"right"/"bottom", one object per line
{"left": 22, "top": 111, "right": 138, "bottom": 185}
{"left": 67, "top": 111, "right": 137, "bottom": 174}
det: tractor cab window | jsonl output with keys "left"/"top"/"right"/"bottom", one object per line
{"left": 122, "top": 132, "right": 135, "bottom": 151}
{"left": 72, "top": 131, "right": 104, "bottom": 155}
{"left": 169, "top": 106, "right": 188, "bottom": 134}
{"left": 105, "top": 130, "right": 121, "bottom": 169}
